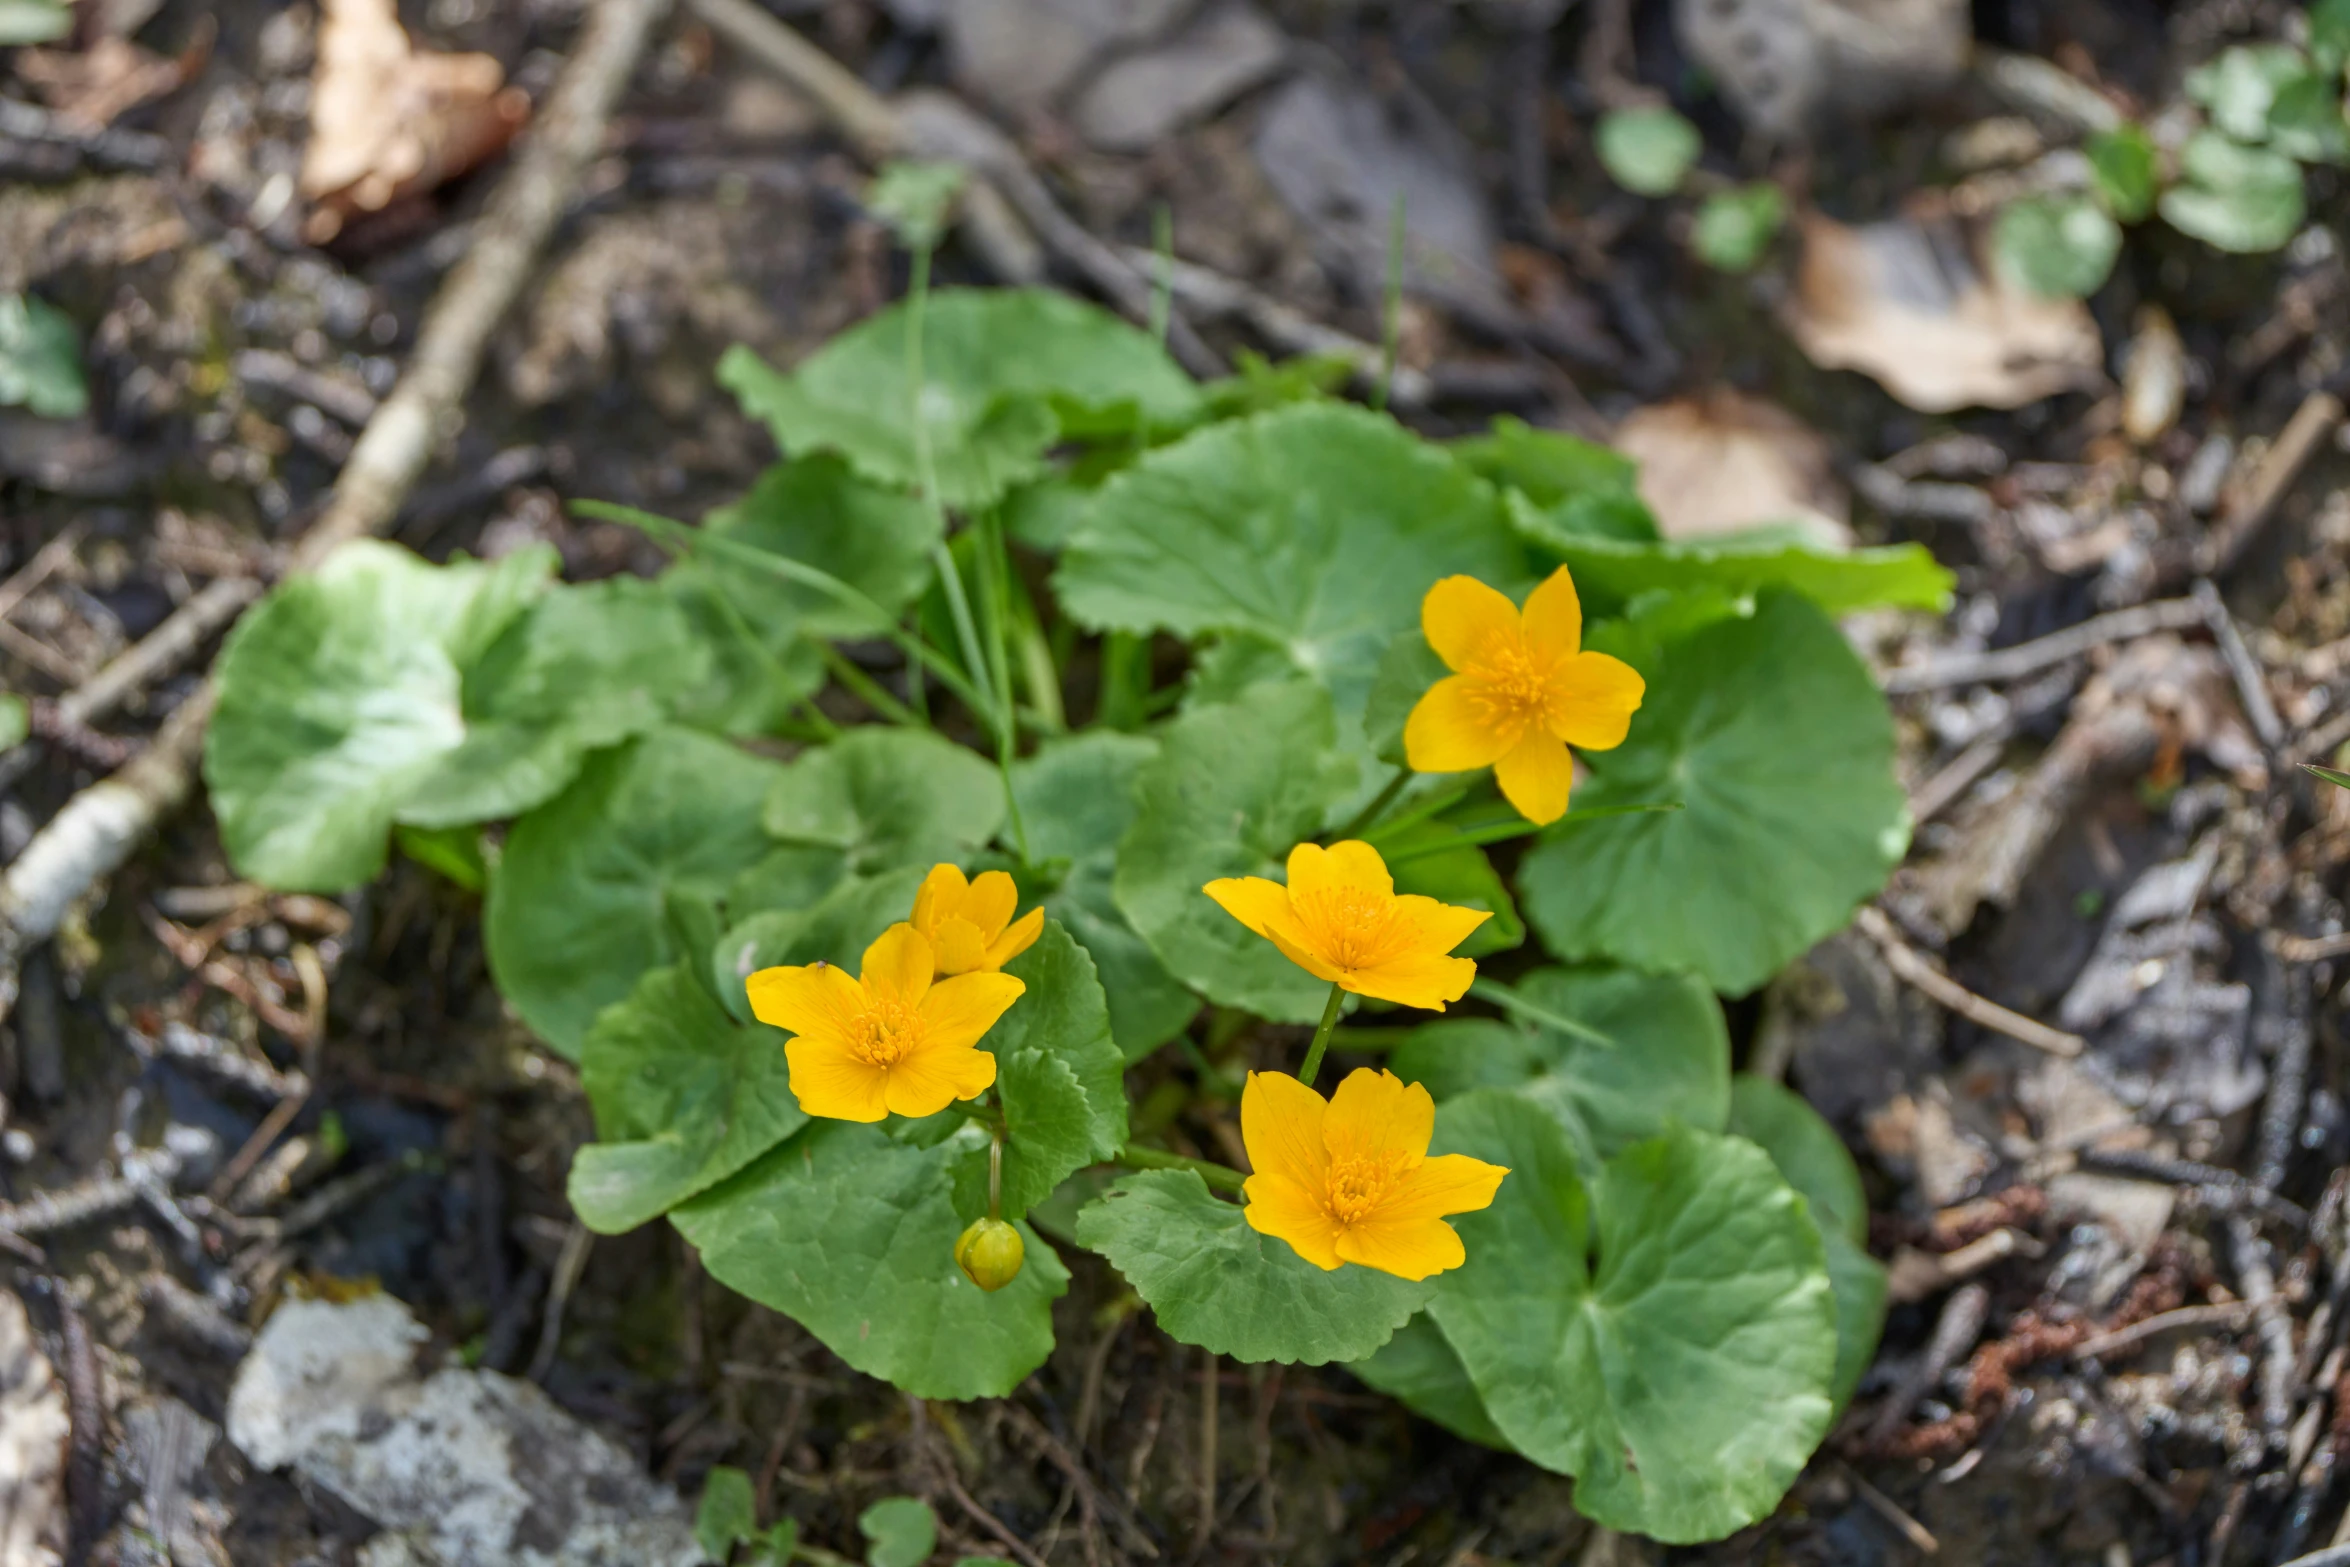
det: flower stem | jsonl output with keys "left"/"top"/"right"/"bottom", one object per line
{"left": 987, "top": 1130, "right": 1003, "bottom": 1223}
{"left": 1331, "top": 767, "right": 1411, "bottom": 842}
{"left": 810, "top": 639, "right": 919, "bottom": 727}
{"left": 1115, "top": 1144, "right": 1246, "bottom": 1193}
{"left": 1298, "top": 980, "right": 1347, "bottom": 1088}
{"left": 976, "top": 506, "right": 1034, "bottom": 866}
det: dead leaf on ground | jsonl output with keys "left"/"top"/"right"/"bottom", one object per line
{"left": 1783, "top": 210, "right": 2104, "bottom": 413}
{"left": 1614, "top": 388, "right": 1852, "bottom": 547}
{"left": 0, "top": 1288, "right": 69, "bottom": 1567}
{"left": 300, "top": 0, "right": 529, "bottom": 245}
{"left": 14, "top": 19, "right": 210, "bottom": 131}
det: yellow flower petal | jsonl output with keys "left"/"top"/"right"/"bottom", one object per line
{"left": 1519, "top": 565, "right": 1584, "bottom": 661}
{"left": 881, "top": 1039, "right": 998, "bottom": 1119}
{"left": 911, "top": 862, "right": 967, "bottom": 934}
{"left": 963, "top": 869, "right": 1020, "bottom": 939}
{"left": 1421, "top": 575, "right": 1523, "bottom": 672}
{"left": 984, "top": 906, "right": 1046, "bottom": 968}
{"left": 1333, "top": 1214, "right": 1467, "bottom": 1280}
{"left": 1285, "top": 838, "right": 1393, "bottom": 902}
{"left": 1321, "top": 1068, "right": 1433, "bottom": 1168}
{"left": 1404, "top": 675, "right": 1520, "bottom": 773}
{"left": 1240, "top": 1070, "right": 1329, "bottom": 1192}
{"left": 1244, "top": 1173, "right": 1343, "bottom": 1269}
{"left": 1390, "top": 893, "right": 1494, "bottom": 953}
{"left": 914, "top": 970, "right": 1026, "bottom": 1052}
{"left": 745, "top": 960, "right": 867, "bottom": 1041}
{"left": 1204, "top": 876, "right": 1298, "bottom": 941}
{"left": 1266, "top": 924, "right": 1345, "bottom": 984}
{"left": 785, "top": 1034, "right": 891, "bottom": 1122}
{"left": 1493, "top": 732, "right": 1574, "bottom": 825}
{"left": 1376, "top": 1152, "right": 1509, "bottom": 1224}
{"left": 932, "top": 917, "right": 993, "bottom": 976}
{"left": 1546, "top": 650, "right": 1645, "bottom": 751}
{"left": 861, "top": 923, "right": 935, "bottom": 1005}
{"left": 1342, "top": 950, "right": 1479, "bottom": 1011}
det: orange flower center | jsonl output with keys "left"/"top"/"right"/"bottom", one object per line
{"left": 850, "top": 998, "right": 922, "bottom": 1067}
{"left": 1324, "top": 1150, "right": 1413, "bottom": 1226}
{"left": 1464, "top": 644, "right": 1556, "bottom": 736}
{"left": 1293, "top": 885, "right": 1407, "bottom": 970}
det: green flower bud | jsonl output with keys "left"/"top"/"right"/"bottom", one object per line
{"left": 954, "top": 1217, "right": 1024, "bottom": 1292}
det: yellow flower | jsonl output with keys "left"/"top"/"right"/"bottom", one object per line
{"left": 910, "top": 863, "right": 1044, "bottom": 976}
{"left": 1241, "top": 1067, "right": 1506, "bottom": 1280}
{"left": 1204, "top": 840, "right": 1489, "bottom": 1011}
{"left": 1403, "top": 567, "right": 1645, "bottom": 826}
{"left": 747, "top": 923, "right": 1022, "bottom": 1123}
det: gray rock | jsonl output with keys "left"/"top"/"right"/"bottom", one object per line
{"left": 946, "top": 0, "right": 1200, "bottom": 116}
{"left": 1071, "top": 2, "right": 1288, "bottom": 153}
{"left": 226, "top": 1295, "right": 699, "bottom": 1567}
{"left": 1251, "top": 73, "right": 1500, "bottom": 304}
{"left": 1673, "top": 0, "right": 1969, "bottom": 138}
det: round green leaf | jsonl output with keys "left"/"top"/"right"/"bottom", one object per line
{"left": 859, "top": 1497, "right": 939, "bottom": 1567}
{"left": 206, "top": 542, "right": 556, "bottom": 892}
{"left": 568, "top": 963, "right": 805, "bottom": 1235}
{"left": 1349, "top": 1312, "right": 1508, "bottom": 1448}
{"left": 0, "top": 292, "right": 86, "bottom": 418}
{"left": 1055, "top": 402, "right": 1525, "bottom": 704}
{"left": 1518, "top": 591, "right": 1909, "bottom": 995}
{"left": 1691, "top": 183, "right": 1787, "bottom": 273}
{"left": 1728, "top": 1075, "right": 1886, "bottom": 1409}
{"left": 762, "top": 727, "right": 1004, "bottom": 875}
{"left": 1112, "top": 680, "right": 1357, "bottom": 1023}
{"left": 397, "top": 576, "right": 709, "bottom": 829}
{"left": 2159, "top": 132, "right": 2306, "bottom": 253}
{"left": 1595, "top": 105, "right": 1701, "bottom": 196}
{"left": 1427, "top": 1095, "right": 1837, "bottom": 1543}
{"left": 695, "top": 1467, "right": 757, "bottom": 1563}
{"left": 486, "top": 729, "right": 781, "bottom": 1056}
{"left": 1012, "top": 734, "right": 1198, "bottom": 1058}
{"left": 2265, "top": 72, "right": 2350, "bottom": 165}
{"left": 1074, "top": 1170, "right": 1433, "bottom": 1364}
{"left": 1992, "top": 194, "right": 2121, "bottom": 299}
{"left": 2185, "top": 43, "right": 2306, "bottom": 142}
{"left": 673, "top": 1121, "right": 1068, "bottom": 1400}
{"left": 717, "top": 289, "right": 1200, "bottom": 510}
{"left": 2088, "top": 124, "right": 2158, "bottom": 222}
{"left": 1391, "top": 966, "right": 1728, "bottom": 1166}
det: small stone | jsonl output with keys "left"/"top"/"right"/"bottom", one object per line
{"left": 945, "top": 0, "right": 1198, "bottom": 116}
{"left": 1673, "top": 0, "right": 1968, "bottom": 138}
{"left": 1071, "top": 2, "right": 1288, "bottom": 153}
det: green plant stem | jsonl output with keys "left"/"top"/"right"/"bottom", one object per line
{"left": 1331, "top": 767, "right": 1411, "bottom": 842}
{"left": 1148, "top": 202, "right": 1175, "bottom": 344}
{"left": 976, "top": 508, "right": 1033, "bottom": 864}
{"left": 809, "top": 639, "right": 919, "bottom": 727}
{"left": 1373, "top": 191, "right": 1406, "bottom": 414}
{"left": 1115, "top": 1144, "right": 1246, "bottom": 1193}
{"left": 1377, "top": 800, "right": 1685, "bottom": 866}
{"left": 1360, "top": 780, "right": 1472, "bottom": 845}
{"left": 1098, "top": 631, "right": 1148, "bottom": 728}
{"left": 1470, "top": 975, "right": 1618, "bottom": 1050}
{"left": 786, "top": 702, "right": 841, "bottom": 742}
{"left": 1297, "top": 980, "right": 1347, "bottom": 1087}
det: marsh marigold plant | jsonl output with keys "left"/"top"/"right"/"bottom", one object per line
{"left": 748, "top": 922, "right": 1022, "bottom": 1123}
{"left": 1205, "top": 839, "right": 1490, "bottom": 1010}
{"left": 1242, "top": 1067, "right": 1507, "bottom": 1280}
{"left": 1404, "top": 566, "right": 1645, "bottom": 825}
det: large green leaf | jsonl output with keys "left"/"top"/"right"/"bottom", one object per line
{"left": 568, "top": 963, "right": 804, "bottom": 1234}
{"left": 1112, "top": 681, "right": 1357, "bottom": 1023}
{"left": 0, "top": 293, "right": 86, "bottom": 418}
{"left": 1348, "top": 1313, "right": 1508, "bottom": 1448}
{"left": 397, "top": 577, "right": 708, "bottom": 829}
{"left": 1728, "top": 1076, "right": 1886, "bottom": 1409}
{"left": 948, "top": 922, "right": 1128, "bottom": 1222}
{"left": 1390, "top": 966, "right": 1729, "bottom": 1167}
{"left": 1011, "top": 733, "right": 1197, "bottom": 1058}
{"left": 763, "top": 727, "right": 1005, "bottom": 875}
{"left": 673, "top": 1120, "right": 1068, "bottom": 1399}
{"left": 206, "top": 542, "right": 556, "bottom": 892}
{"left": 1056, "top": 403, "right": 1525, "bottom": 707}
{"left": 1074, "top": 1170, "right": 1431, "bottom": 1364}
{"left": 1518, "top": 592, "right": 1909, "bottom": 995}
{"left": 717, "top": 289, "right": 1200, "bottom": 510}
{"left": 1508, "top": 498, "right": 1952, "bottom": 616}
{"left": 1427, "top": 1095, "right": 1837, "bottom": 1542}
{"left": 485, "top": 729, "right": 781, "bottom": 1056}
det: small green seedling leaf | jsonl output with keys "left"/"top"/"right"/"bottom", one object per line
{"left": 696, "top": 1466, "right": 757, "bottom": 1564}
{"left": 1518, "top": 592, "right": 1909, "bottom": 995}
{"left": 0, "top": 0, "right": 72, "bottom": 44}
{"left": 0, "top": 294, "right": 85, "bottom": 418}
{"left": 1595, "top": 105, "right": 1702, "bottom": 196}
{"left": 2088, "top": 124, "right": 2158, "bottom": 221}
{"left": 1691, "top": 183, "right": 1787, "bottom": 273}
{"left": 673, "top": 1122, "right": 1068, "bottom": 1400}
{"left": 2160, "top": 132, "right": 2306, "bottom": 253}
{"left": 859, "top": 1496, "right": 938, "bottom": 1567}
{"left": 0, "top": 693, "right": 27, "bottom": 751}
{"left": 2265, "top": 72, "right": 2350, "bottom": 165}
{"left": 1075, "top": 1169, "right": 1433, "bottom": 1363}
{"left": 2186, "top": 43, "right": 2308, "bottom": 141}
{"left": 1992, "top": 193, "right": 2121, "bottom": 299}
{"left": 2304, "top": 762, "right": 2350, "bottom": 790}
{"left": 867, "top": 159, "right": 966, "bottom": 252}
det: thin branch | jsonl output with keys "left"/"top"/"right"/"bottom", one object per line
{"left": 1854, "top": 906, "right": 2085, "bottom": 1056}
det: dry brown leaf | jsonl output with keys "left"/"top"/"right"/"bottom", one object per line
{"left": 300, "top": 0, "right": 529, "bottom": 244}
{"left": 1782, "top": 210, "right": 2104, "bottom": 413}
{"left": 1613, "top": 388, "right": 1852, "bottom": 547}
{"left": 14, "top": 21, "right": 209, "bottom": 131}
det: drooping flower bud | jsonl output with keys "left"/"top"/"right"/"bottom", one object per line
{"left": 954, "top": 1217, "right": 1024, "bottom": 1292}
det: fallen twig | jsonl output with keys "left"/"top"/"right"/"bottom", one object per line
{"left": 1836, "top": 1461, "right": 1940, "bottom": 1555}
{"left": 2194, "top": 577, "right": 2285, "bottom": 752}
{"left": 0, "top": 0, "right": 670, "bottom": 1024}
{"left": 2232, "top": 1214, "right": 2298, "bottom": 1439}
{"left": 2195, "top": 390, "right": 2344, "bottom": 580}
{"left": 1880, "top": 598, "right": 2205, "bottom": 694}
{"left": 1854, "top": 907, "right": 2085, "bottom": 1056}
{"left": 2071, "top": 1301, "right": 2258, "bottom": 1360}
